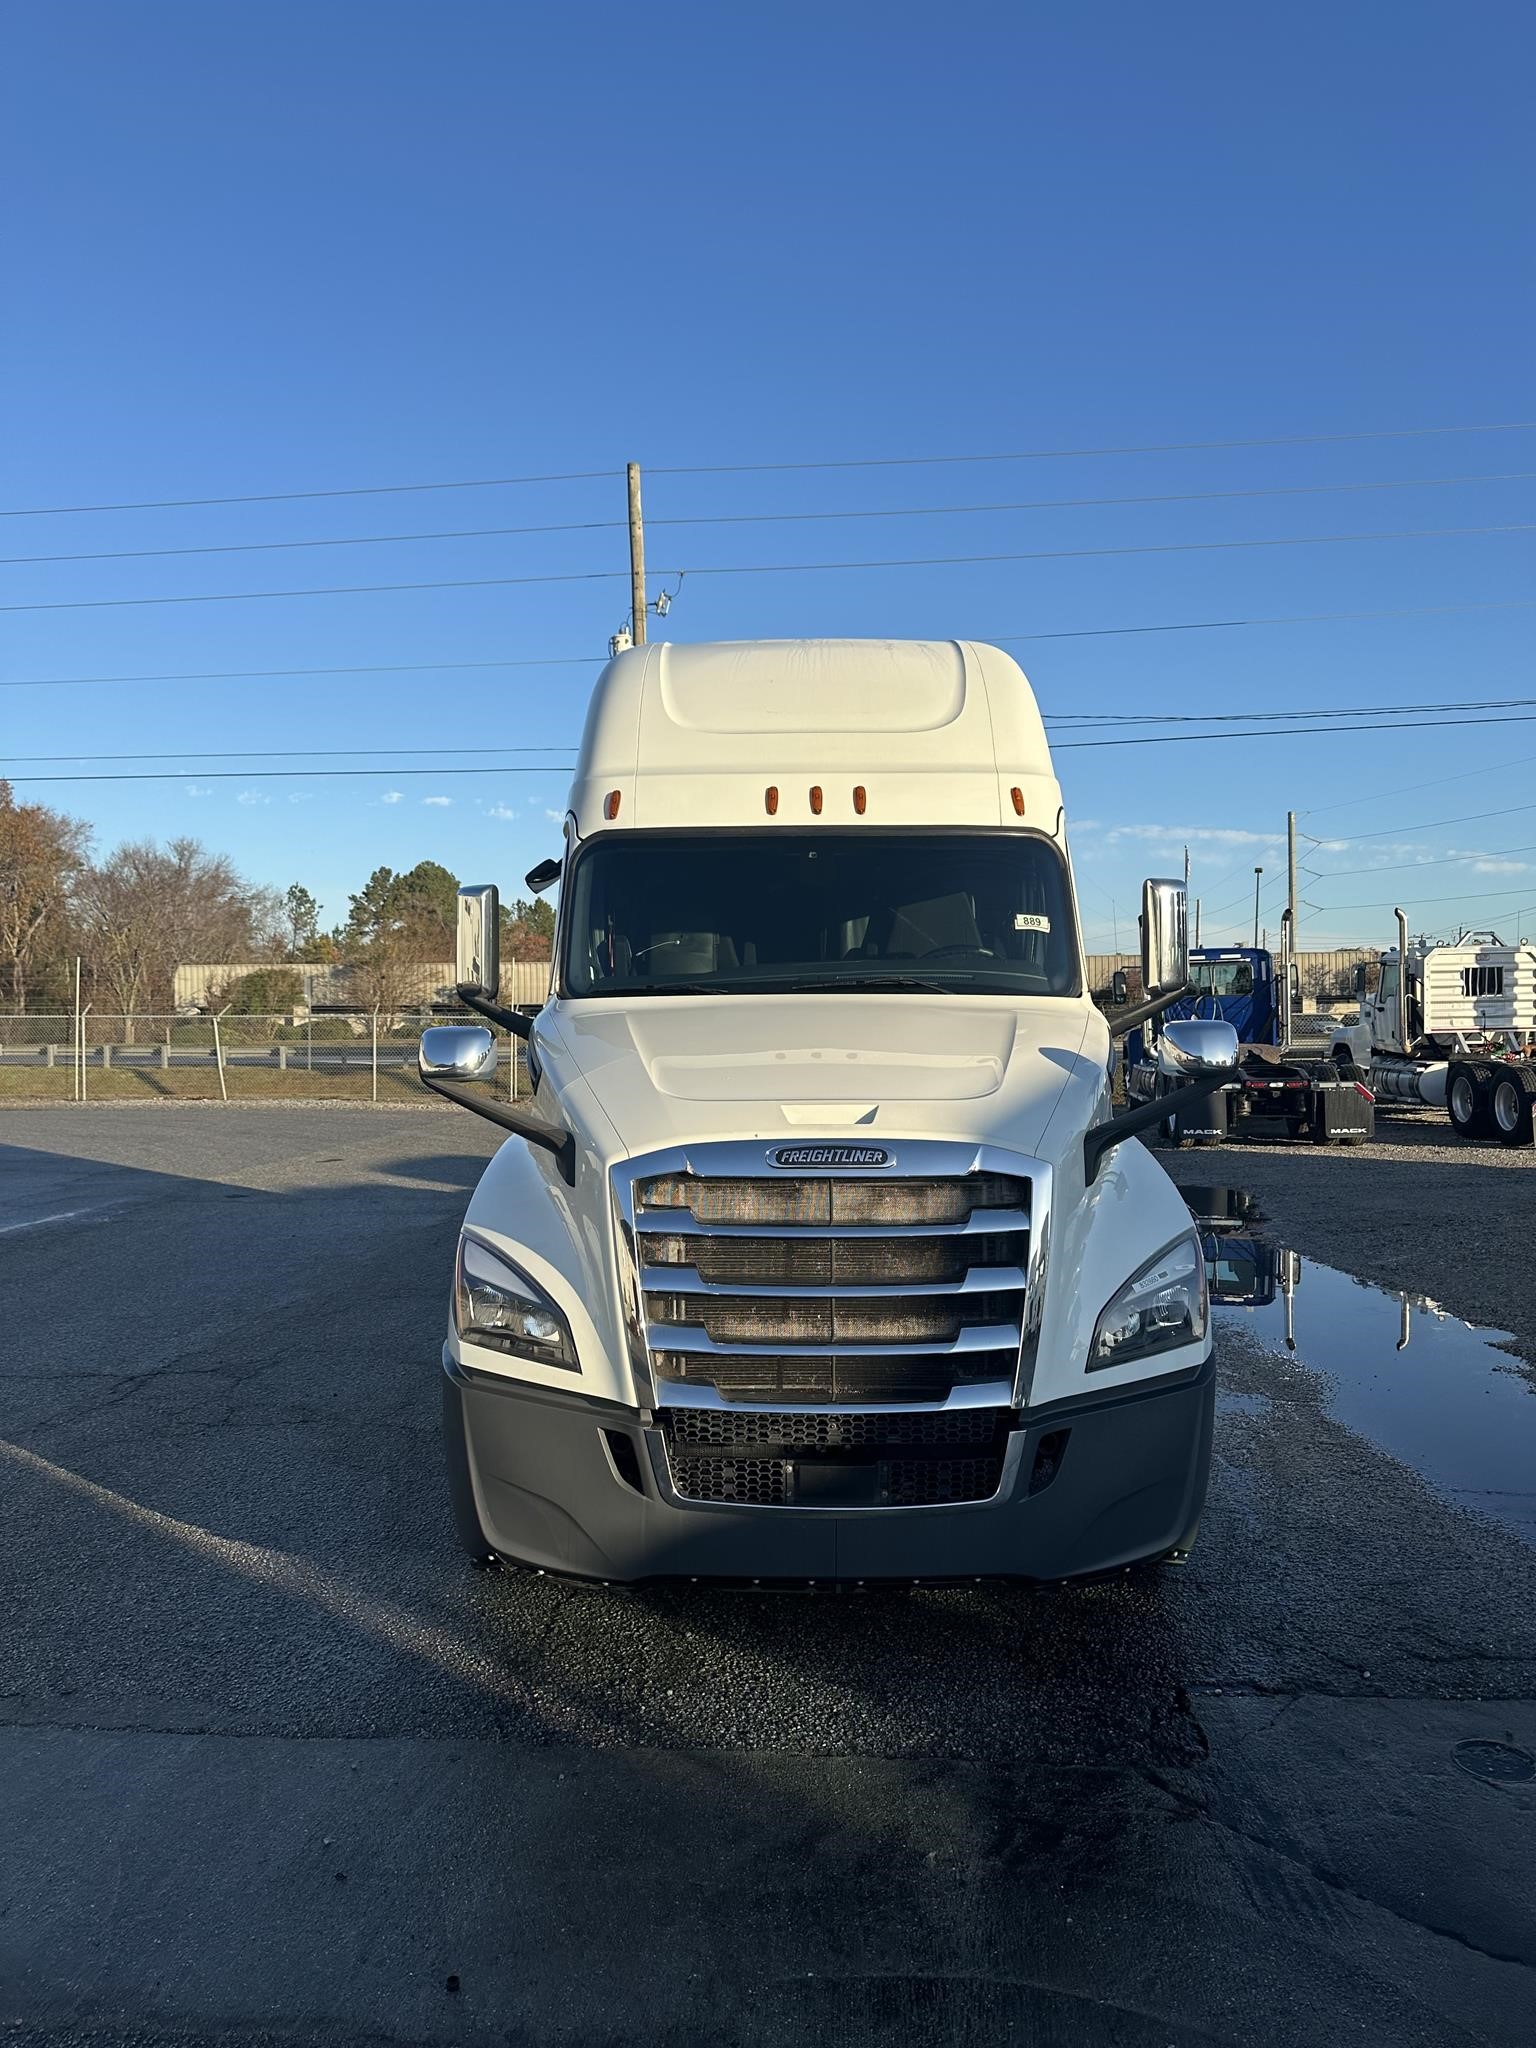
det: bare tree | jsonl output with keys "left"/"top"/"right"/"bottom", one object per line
{"left": 75, "top": 838, "right": 280, "bottom": 1039}
{"left": 0, "top": 781, "right": 89, "bottom": 1012}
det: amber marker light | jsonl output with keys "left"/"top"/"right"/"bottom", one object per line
{"left": 604, "top": 790, "right": 622, "bottom": 820}
{"left": 853, "top": 785, "right": 867, "bottom": 815}
{"left": 765, "top": 785, "right": 779, "bottom": 815}
{"left": 1010, "top": 787, "right": 1026, "bottom": 816}
{"left": 809, "top": 785, "right": 823, "bottom": 815}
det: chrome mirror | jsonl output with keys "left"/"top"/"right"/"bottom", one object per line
{"left": 418, "top": 1024, "right": 498, "bottom": 1083}
{"left": 1140, "top": 878, "right": 1188, "bottom": 996}
{"left": 1161, "top": 1018, "right": 1239, "bottom": 1075}
{"left": 457, "top": 884, "right": 500, "bottom": 999}
{"left": 1111, "top": 968, "right": 1129, "bottom": 1005}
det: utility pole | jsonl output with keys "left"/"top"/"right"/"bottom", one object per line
{"left": 1194, "top": 898, "right": 1201, "bottom": 946}
{"left": 627, "top": 462, "right": 647, "bottom": 646}
{"left": 1287, "top": 810, "right": 1298, "bottom": 963}
{"left": 1253, "top": 867, "right": 1263, "bottom": 949}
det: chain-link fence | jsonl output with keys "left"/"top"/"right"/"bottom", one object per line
{"left": 0, "top": 1010, "right": 531, "bottom": 1105}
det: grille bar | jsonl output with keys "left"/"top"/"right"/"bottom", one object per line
{"left": 636, "top": 1172, "right": 1030, "bottom": 1228}
{"left": 646, "top": 1292, "right": 1024, "bottom": 1347}
{"left": 639, "top": 1266, "right": 1028, "bottom": 1300}
{"left": 652, "top": 1323, "right": 1023, "bottom": 1358}
{"left": 628, "top": 1208, "right": 1030, "bottom": 1240}
{"left": 638, "top": 1228, "right": 1026, "bottom": 1287}
{"left": 655, "top": 1351, "right": 1018, "bottom": 1405}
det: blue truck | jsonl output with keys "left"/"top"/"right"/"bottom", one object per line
{"left": 1125, "top": 946, "right": 1374, "bottom": 1147}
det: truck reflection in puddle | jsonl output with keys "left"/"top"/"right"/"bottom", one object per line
{"left": 1184, "top": 1186, "right": 1536, "bottom": 1543}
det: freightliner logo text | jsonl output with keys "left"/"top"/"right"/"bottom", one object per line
{"left": 768, "top": 1145, "right": 892, "bottom": 1168}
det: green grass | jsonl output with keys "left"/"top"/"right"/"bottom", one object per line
{"left": 0, "top": 1064, "right": 443, "bottom": 1105}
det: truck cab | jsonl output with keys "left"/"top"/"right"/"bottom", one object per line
{"left": 416, "top": 639, "right": 1237, "bottom": 1583}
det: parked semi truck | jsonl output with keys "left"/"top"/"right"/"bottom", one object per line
{"left": 1125, "top": 945, "right": 1374, "bottom": 1147}
{"left": 411, "top": 638, "right": 1239, "bottom": 1584}
{"left": 1332, "top": 912, "right": 1536, "bottom": 1145}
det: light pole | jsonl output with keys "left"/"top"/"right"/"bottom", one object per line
{"left": 1253, "top": 867, "right": 1263, "bottom": 949}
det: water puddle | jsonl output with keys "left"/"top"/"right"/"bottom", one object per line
{"left": 1183, "top": 1186, "right": 1536, "bottom": 1543}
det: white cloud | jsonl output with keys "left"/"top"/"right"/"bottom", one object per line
{"left": 184, "top": 783, "right": 212, "bottom": 798}
{"left": 236, "top": 790, "right": 270, "bottom": 806}
{"left": 1472, "top": 859, "right": 1530, "bottom": 875}
{"left": 288, "top": 791, "right": 312, "bottom": 804}
{"left": 422, "top": 795, "right": 453, "bottom": 808}
{"left": 1102, "top": 824, "right": 1284, "bottom": 849}
{"left": 379, "top": 790, "right": 404, "bottom": 805}
{"left": 544, "top": 808, "right": 565, "bottom": 825}
{"left": 488, "top": 803, "right": 517, "bottom": 820}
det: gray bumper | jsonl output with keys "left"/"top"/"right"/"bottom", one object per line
{"left": 442, "top": 1348, "right": 1215, "bottom": 1584}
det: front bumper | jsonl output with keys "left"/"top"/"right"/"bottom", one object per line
{"left": 442, "top": 1347, "right": 1215, "bottom": 1584}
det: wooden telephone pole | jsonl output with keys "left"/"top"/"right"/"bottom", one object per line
{"left": 627, "top": 462, "right": 647, "bottom": 645}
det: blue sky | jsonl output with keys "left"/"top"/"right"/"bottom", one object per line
{"left": 2, "top": 2, "right": 1533, "bottom": 948}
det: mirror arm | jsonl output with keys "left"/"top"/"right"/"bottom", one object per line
{"left": 456, "top": 987, "right": 533, "bottom": 1041}
{"left": 1083, "top": 1069, "right": 1231, "bottom": 1185}
{"left": 419, "top": 1073, "right": 575, "bottom": 1184}
{"left": 1109, "top": 982, "right": 1190, "bottom": 1039}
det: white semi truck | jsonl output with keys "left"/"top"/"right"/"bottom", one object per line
{"left": 415, "top": 639, "right": 1238, "bottom": 1583}
{"left": 1332, "top": 911, "right": 1536, "bottom": 1144}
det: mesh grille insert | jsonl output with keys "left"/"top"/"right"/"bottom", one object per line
{"left": 666, "top": 1407, "right": 1005, "bottom": 1450}
{"left": 661, "top": 1407, "right": 1010, "bottom": 1509}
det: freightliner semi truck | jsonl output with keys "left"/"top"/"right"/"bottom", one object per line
{"left": 414, "top": 639, "right": 1238, "bottom": 1584}
{"left": 1331, "top": 912, "right": 1536, "bottom": 1145}
{"left": 1124, "top": 944, "right": 1374, "bottom": 1147}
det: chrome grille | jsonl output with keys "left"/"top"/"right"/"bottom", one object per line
{"left": 638, "top": 1230, "right": 1026, "bottom": 1286}
{"left": 631, "top": 1163, "right": 1031, "bottom": 1411}
{"left": 636, "top": 1172, "right": 1028, "bottom": 1227}
{"left": 653, "top": 1350, "right": 1017, "bottom": 1404}
{"left": 645, "top": 1292, "right": 1020, "bottom": 1346}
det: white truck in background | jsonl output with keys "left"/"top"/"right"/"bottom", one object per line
{"left": 412, "top": 639, "right": 1239, "bottom": 1585}
{"left": 1332, "top": 910, "right": 1536, "bottom": 1144}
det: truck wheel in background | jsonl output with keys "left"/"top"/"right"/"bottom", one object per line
{"left": 1491, "top": 1069, "right": 1536, "bottom": 1147}
{"left": 1447, "top": 1061, "right": 1496, "bottom": 1141}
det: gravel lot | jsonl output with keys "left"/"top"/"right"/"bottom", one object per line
{"left": 1159, "top": 1109, "right": 1536, "bottom": 1363}
{"left": 2, "top": 1107, "right": 1533, "bottom": 2046}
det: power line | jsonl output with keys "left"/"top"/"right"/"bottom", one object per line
{"left": 0, "top": 745, "right": 577, "bottom": 766}
{"left": 1289, "top": 881, "right": 1536, "bottom": 911}
{"left": 2, "top": 765, "right": 572, "bottom": 786}
{"left": 1308, "top": 840, "right": 1536, "bottom": 879}
{"left": 3, "top": 596, "right": 1530, "bottom": 689}
{"left": 1300, "top": 745, "right": 1536, "bottom": 821}
{"left": 1054, "top": 708, "right": 1536, "bottom": 750}
{"left": 7, "top": 468, "right": 1533, "bottom": 568}
{"left": 8, "top": 520, "right": 1534, "bottom": 615}
{"left": 647, "top": 421, "right": 1536, "bottom": 477}
{"left": 997, "top": 598, "right": 1536, "bottom": 643}
{"left": 1048, "top": 694, "right": 1536, "bottom": 729}
{"left": 0, "top": 467, "right": 619, "bottom": 520}
{"left": 1304, "top": 798, "right": 1536, "bottom": 843}
{"left": 0, "top": 654, "right": 604, "bottom": 690}
{"left": 8, "top": 420, "right": 1535, "bottom": 521}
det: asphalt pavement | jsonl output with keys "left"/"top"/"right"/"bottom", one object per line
{"left": 2, "top": 1108, "right": 1533, "bottom": 2046}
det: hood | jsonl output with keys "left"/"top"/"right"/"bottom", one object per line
{"left": 537, "top": 994, "right": 1106, "bottom": 1166}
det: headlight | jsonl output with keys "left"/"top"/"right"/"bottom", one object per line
{"left": 454, "top": 1234, "right": 579, "bottom": 1370}
{"left": 1089, "top": 1232, "right": 1207, "bottom": 1371}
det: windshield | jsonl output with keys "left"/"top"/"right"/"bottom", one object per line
{"left": 1189, "top": 959, "right": 1254, "bottom": 997}
{"left": 561, "top": 830, "right": 1080, "bottom": 997}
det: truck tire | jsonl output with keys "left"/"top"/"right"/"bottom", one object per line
{"left": 1490, "top": 1068, "right": 1536, "bottom": 1148}
{"left": 1447, "top": 1061, "right": 1496, "bottom": 1141}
